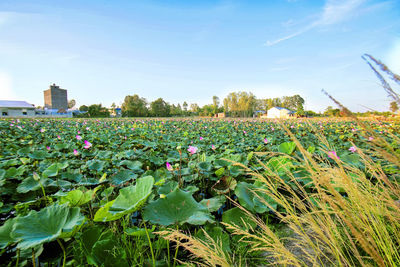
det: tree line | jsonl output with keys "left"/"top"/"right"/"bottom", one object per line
{"left": 75, "top": 92, "right": 306, "bottom": 118}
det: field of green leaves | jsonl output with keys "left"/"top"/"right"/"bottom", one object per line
{"left": 1, "top": 118, "right": 400, "bottom": 266}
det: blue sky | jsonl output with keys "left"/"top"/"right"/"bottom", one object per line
{"left": 0, "top": 0, "right": 399, "bottom": 112}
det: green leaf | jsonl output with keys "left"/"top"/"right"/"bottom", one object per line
{"left": 267, "top": 156, "right": 294, "bottom": 175}
{"left": 157, "top": 181, "right": 178, "bottom": 195}
{"left": 278, "top": 142, "right": 296, "bottom": 155}
{"left": 42, "top": 163, "right": 59, "bottom": 178}
{"left": 109, "top": 170, "right": 137, "bottom": 185}
{"left": 222, "top": 207, "right": 256, "bottom": 230}
{"left": 0, "top": 218, "right": 17, "bottom": 249}
{"left": 11, "top": 204, "right": 85, "bottom": 249}
{"left": 59, "top": 189, "right": 94, "bottom": 207}
{"left": 200, "top": 195, "right": 226, "bottom": 212}
{"left": 235, "top": 182, "right": 277, "bottom": 213}
{"left": 125, "top": 225, "right": 156, "bottom": 237}
{"left": 195, "top": 225, "right": 231, "bottom": 253}
{"left": 87, "top": 160, "right": 105, "bottom": 172}
{"left": 118, "top": 160, "right": 143, "bottom": 171}
{"left": 247, "top": 152, "right": 254, "bottom": 161}
{"left": 92, "top": 237, "right": 129, "bottom": 267}
{"left": 143, "top": 188, "right": 214, "bottom": 226}
{"left": 28, "top": 150, "right": 48, "bottom": 160}
{"left": 17, "top": 176, "right": 42, "bottom": 193}
{"left": 215, "top": 167, "right": 225, "bottom": 177}
{"left": 94, "top": 176, "right": 154, "bottom": 222}
{"left": 198, "top": 161, "right": 212, "bottom": 172}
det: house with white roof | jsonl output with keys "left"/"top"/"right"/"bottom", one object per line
{"left": 0, "top": 100, "right": 36, "bottom": 117}
{"left": 265, "top": 107, "right": 295, "bottom": 119}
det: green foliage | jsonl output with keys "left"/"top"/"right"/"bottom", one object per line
{"left": 150, "top": 98, "right": 170, "bottom": 117}
{"left": 121, "top": 94, "right": 149, "bottom": 117}
{"left": 143, "top": 188, "right": 214, "bottom": 226}
{"left": 11, "top": 204, "right": 85, "bottom": 249}
{"left": 94, "top": 176, "right": 154, "bottom": 222}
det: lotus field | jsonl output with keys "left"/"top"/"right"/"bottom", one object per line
{"left": 1, "top": 118, "right": 400, "bottom": 266}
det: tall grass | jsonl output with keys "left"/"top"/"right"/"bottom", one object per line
{"left": 157, "top": 57, "right": 400, "bottom": 266}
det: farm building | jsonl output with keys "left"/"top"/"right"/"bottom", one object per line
{"left": 0, "top": 100, "right": 36, "bottom": 117}
{"left": 265, "top": 107, "right": 295, "bottom": 119}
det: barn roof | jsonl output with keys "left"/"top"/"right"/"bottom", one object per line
{"left": 0, "top": 100, "right": 35, "bottom": 108}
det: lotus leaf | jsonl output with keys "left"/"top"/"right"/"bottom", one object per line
{"left": 200, "top": 195, "right": 226, "bottom": 212}
{"left": 222, "top": 207, "right": 256, "bottom": 230}
{"left": 87, "top": 160, "right": 105, "bottom": 172}
{"left": 11, "top": 204, "right": 85, "bottom": 249}
{"left": 143, "top": 188, "right": 214, "bottom": 226}
{"left": 59, "top": 189, "right": 94, "bottom": 207}
{"left": 109, "top": 169, "right": 137, "bottom": 185}
{"left": 94, "top": 176, "right": 154, "bottom": 222}
{"left": 235, "top": 182, "right": 277, "bottom": 213}
{"left": 278, "top": 142, "right": 296, "bottom": 155}
{"left": 0, "top": 217, "right": 17, "bottom": 249}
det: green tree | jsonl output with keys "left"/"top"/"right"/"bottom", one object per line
{"left": 324, "top": 106, "right": 340, "bottom": 117}
{"left": 390, "top": 101, "right": 399, "bottom": 113}
{"left": 199, "top": 104, "right": 214, "bottom": 117}
{"left": 150, "top": 98, "right": 170, "bottom": 117}
{"left": 190, "top": 103, "right": 199, "bottom": 115}
{"left": 68, "top": 99, "right": 76, "bottom": 109}
{"left": 121, "top": 95, "right": 148, "bottom": 117}
{"left": 88, "top": 104, "right": 110, "bottom": 117}
{"left": 212, "top": 96, "right": 220, "bottom": 115}
{"left": 79, "top": 105, "right": 89, "bottom": 112}
{"left": 296, "top": 104, "right": 305, "bottom": 117}
{"left": 170, "top": 104, "right": 183, "bottom": 117}
{"left": 223, "top": 91, "right": 256, "bottom": 117}
{"left": 183, "top": 101, "right": 188, "bottom": 112}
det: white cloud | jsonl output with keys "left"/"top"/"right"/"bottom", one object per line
{"left": 0, "top": 72, "right": 17, "bottom": 100}
{"left": 319, "top": 0, "right": 365, "bottom": 25}
{"left": 265, "top": 0, "right": 367, "bottom": 46}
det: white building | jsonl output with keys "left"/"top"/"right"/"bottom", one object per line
{"left": 0, "top": 100, "right": 36, "bottom": 117}
{"left": 265, "top": 107, "right": 295, "bottom": 119}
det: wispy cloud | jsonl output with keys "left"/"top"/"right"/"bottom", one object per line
{"left": 265, "top": 0, "right": 367, "bottom": 46}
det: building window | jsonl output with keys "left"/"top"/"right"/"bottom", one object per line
{"left": 2, "top": 112, "right": 8, "bottom": 116}
{"left": 23, "top": 112, "right": 27, "bottom": 115}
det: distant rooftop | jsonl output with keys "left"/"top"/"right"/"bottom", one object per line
{"left": 270, "top": 106, "right": 296, "bottom": 114}
{"left": 0, "top": 100, "right": 35, "bottom": 108}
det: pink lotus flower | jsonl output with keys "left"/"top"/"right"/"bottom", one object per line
{"left": 211, "top": 145, "right": 216, "bottom": 150}
{"left": 264, "top": 138, "right": 269, "bottom": 144}
{"left": 271, "top": 127, "right": 275, "bottom": 131}
{"left": 84, "top": 140, "right": 92, "bottom": 149}
{"left": 76, "top": 135, "right": 82, "bottom": 140}
{"left": 78, "top": 131, "right": 81, "bottom": 134}
{"left": 40, "top": 128, "right": 45, "bottom": 133}
{"left": 349, "top": 146, "right": 356, "bottom": 153}
{"left": 188, "top": 146, "right": 198, "bottom": 155}
{"left": 368, "top": 137, "right": 374, "bottom": 141}
{"left": 328, "top": 151, "right": 339, "bottom": 160}
{"left": 243, "top": 130, "right": 247, "bottom": 134}
{"left": 166, "top": 162, "right": 173, "bottom": 171}
{"left": 73, "top": 149, "right": 79, "bottom": 156}
{"left": 199, "top": 137, "right": 203, "bottom": 140}
{"left": 46, "top": 146, "right": 51, "bottom": 150}
{"left": 57, "top": 135, "right": 61, "bottom": 139}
